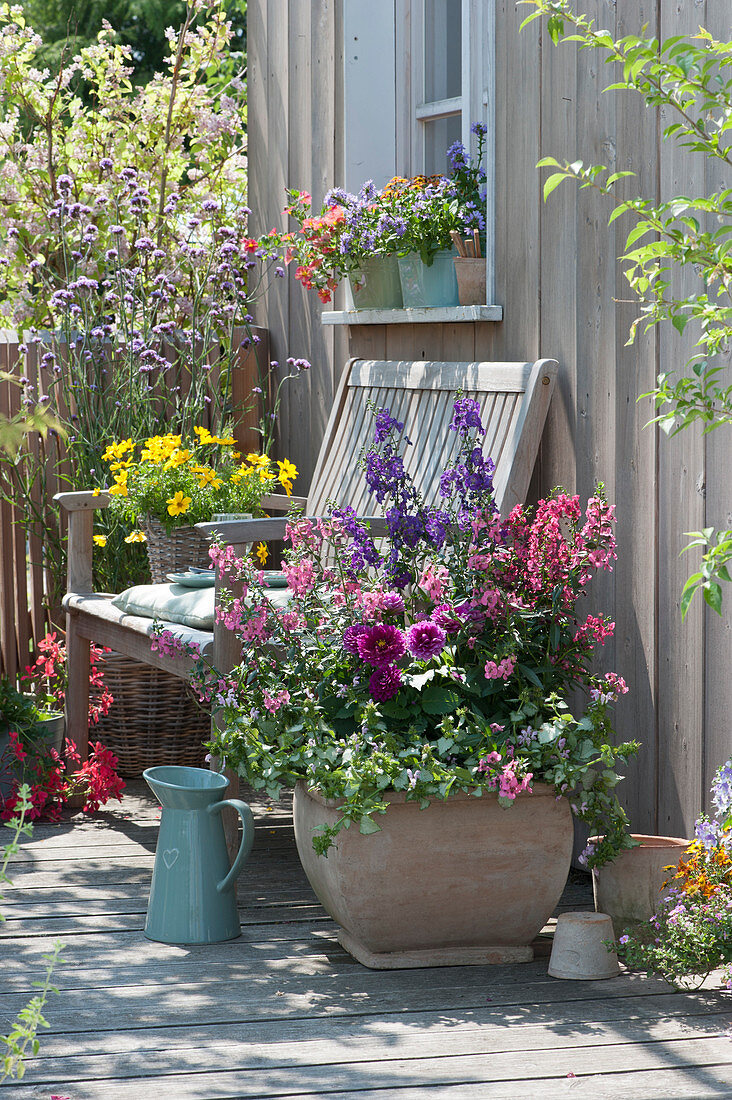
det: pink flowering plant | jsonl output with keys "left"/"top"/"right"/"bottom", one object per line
{"left": 163, "top": 397, "right": 638, "bottom": 859}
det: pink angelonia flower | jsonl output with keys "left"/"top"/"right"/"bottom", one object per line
{"left": 484, "top": 656, "right": 515, "bottom": 681}
{"left": 263, "top": 688, "right": 291, "bottom": 713}
{"left": 418, "top": 563, "right": 450, "bottom": 600}
{"left": 282, "top": 558, "right": 316, "bottom": 595}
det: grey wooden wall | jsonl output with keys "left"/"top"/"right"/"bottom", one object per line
{"left": 249, "top": 0, "right": 732, "bottom": 838}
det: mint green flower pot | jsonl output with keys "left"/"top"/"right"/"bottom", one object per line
{"left": 346, "top": 254, "right": 403, "bottom": 309}
{"left": 143, "top": 765, "right": 255, "bottom": 944}
{"left": 397, "top": 248, "right": 460, "bottom": 308}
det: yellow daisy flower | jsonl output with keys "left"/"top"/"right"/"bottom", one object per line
{"left": 167, "top": 491, "right": 192, "bottom": 516}
{"left": 124, "top": 530, "right": 147, "bottom": 543}
{"left": 255, "top": 541, "right": 269, "bottom": 564}
{"left": 92, "top": 534, "right": 107, "bottom": 547}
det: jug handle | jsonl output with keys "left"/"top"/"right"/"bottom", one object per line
{"left": 208, "top": 799, "right": 255, "bottom": 893}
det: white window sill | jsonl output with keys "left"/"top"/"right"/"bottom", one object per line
{"left": 321, "top": 304, "right": 503, "bottom": 326}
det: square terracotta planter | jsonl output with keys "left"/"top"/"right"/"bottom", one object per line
{"left": 294, "top": 781, "right": 574, "bottom": 969}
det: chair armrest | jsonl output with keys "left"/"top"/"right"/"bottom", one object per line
{"left": 54, "top": 490, "right": 111, "bottom": 512}
{"left": 196, "top": 515, "right": 388, "bottom": 544}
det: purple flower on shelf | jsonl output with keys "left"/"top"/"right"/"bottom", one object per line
{"left": 357, "top": 623, "right": 406, "bottom": 667}
{"left": 407, "top": 621, "right": 446, "bottom": 661}
{"left": 368, "top": 663, "right": 402, "bottom": 702}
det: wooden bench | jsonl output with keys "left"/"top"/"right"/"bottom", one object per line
{"left": 57, "top": 357, "right": 557, "bottom": 762}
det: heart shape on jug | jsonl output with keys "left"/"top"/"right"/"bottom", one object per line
{"left": 162, "top": 848, "right": 179, "bottom": 869}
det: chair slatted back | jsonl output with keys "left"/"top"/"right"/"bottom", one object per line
{"left": 306, "top": 359, "right": 558, "bottom": 518}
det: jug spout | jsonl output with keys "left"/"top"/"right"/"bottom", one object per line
{"left": 144, "top": 765, "right": 229, "bottom": 809}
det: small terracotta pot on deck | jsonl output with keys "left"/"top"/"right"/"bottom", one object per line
{"left": 590, "top": 833, "right": 689, "bottom": 936}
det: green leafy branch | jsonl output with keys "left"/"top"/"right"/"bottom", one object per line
{"left": 1, "top": 786, "right": 64, "bottom": 1082}
{"left": 522, "top": 0, "right": 732, "bottom": 613}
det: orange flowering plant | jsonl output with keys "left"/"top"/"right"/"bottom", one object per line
{"left": 101, "top": 428, "right": 298, "bottom": 536}
{"left": 615, "top": 758, "right": 732, "bottom": 989}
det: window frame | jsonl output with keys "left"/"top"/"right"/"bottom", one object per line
{"left": 341, "top": 0, "right": 497, "bottom": 315}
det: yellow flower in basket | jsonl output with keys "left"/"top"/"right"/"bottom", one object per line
{"left": 100, "top": 428, "right": 298, "bottom": 534}
{"left": 167, "top": 491, "right": 192, "bottom": 517}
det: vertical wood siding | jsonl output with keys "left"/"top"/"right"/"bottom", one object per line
{"left": 249, "top": 0, "right": 731, "bottom": 835}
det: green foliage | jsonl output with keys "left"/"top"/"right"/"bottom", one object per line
{"left": 0, "top": 372, "right": 63, "bottom": 457}
{"left": 1, "top": 787, "right": 64, "bottom": 1082}
{"left": 21, "top": 0, "right": 246, "bottom": 87}
{"left": 522, "top": 1, "right": 732, "bottom": 612}
{"left": 0, "top": 1, "right": 262, "bottom": 592}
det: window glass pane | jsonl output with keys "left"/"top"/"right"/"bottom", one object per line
{"left": 424, "top": 0, "right": 462, "bottom": 102}
{"left": 423, "top": 114, "right": 462, "bottom": 176}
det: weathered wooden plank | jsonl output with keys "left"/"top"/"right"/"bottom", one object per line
{"left": 11, "top": 1036, "right": 732, "bottom": 1099}
{"left": 489, "top": 0, "right": 540, "bottom": 364}
{"left": 349, "top": 360, "right": 533, "bottom": 391}
{"left": 16, "top": 1017, "right": 732, "bottom": 1088}
{"left": 655, "top": 0, "right": 708, "bottom": 837}
{"left": 700, "top": 0, "right": 732, "bottom": 813}
{"left": 611, "top": 0, "right": 661, "bottom": 833}
{"left": 536, "top": 0, "right": 578, "bottom": 499}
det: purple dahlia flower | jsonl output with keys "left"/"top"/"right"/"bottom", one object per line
{"left": 343, "top": 623, "right": 369, "bottom": 656}
{"left": 368, "top": 664, "right": 402, "bottom": 701}
{"left": 407, "top": 621, "right": 446, "bottom": 661}
{"left": 357, "top": 623, "right": 406, "bottom": 667}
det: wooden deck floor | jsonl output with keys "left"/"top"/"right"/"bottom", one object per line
{"left": 3, "top": 782, "right": 732, "bottom": 1099}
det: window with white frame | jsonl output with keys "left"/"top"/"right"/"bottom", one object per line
{"left": 343, "top": 0, "right": 495, "bottom": 302}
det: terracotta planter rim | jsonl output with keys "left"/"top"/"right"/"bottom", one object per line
{"left": 299, "top": 779, "right": 560, "bottom": 810}
{"left": 589, "top": 832, "right": 689, "bottom": 849}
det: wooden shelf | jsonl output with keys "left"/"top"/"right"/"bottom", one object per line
{"left": 321, "top": 304, "right": 504, "bottom": 325}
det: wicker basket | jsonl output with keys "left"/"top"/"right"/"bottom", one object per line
{"left": 93, "top": 652, "right": 209, "bottom": 776}
{"left": 139, "top": 516, "right": 212, "bottom": 583}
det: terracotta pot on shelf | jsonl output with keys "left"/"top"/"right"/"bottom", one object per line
{"left": 454, "top": 257, "right": 486, "bottom": 305}
{"left": 590, "top": 833, "right": 689, "bottom": 935}
{"left": 293, "top": 780, "right": 574, "bottom": 969}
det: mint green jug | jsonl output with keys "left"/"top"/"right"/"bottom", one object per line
{"left": 143, "top": 765, "right": 254, "bottom": 944}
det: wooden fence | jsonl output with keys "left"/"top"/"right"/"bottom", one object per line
{"left": 0, "top": 326, "right": 268, "bottom": 683}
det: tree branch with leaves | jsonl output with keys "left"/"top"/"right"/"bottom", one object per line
{"left": 520, "top": 0, "right": 732, "bottom": 615}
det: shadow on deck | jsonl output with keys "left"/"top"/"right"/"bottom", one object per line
{"left": 3, "top": 781, "right": 731, "bottom": 1099}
